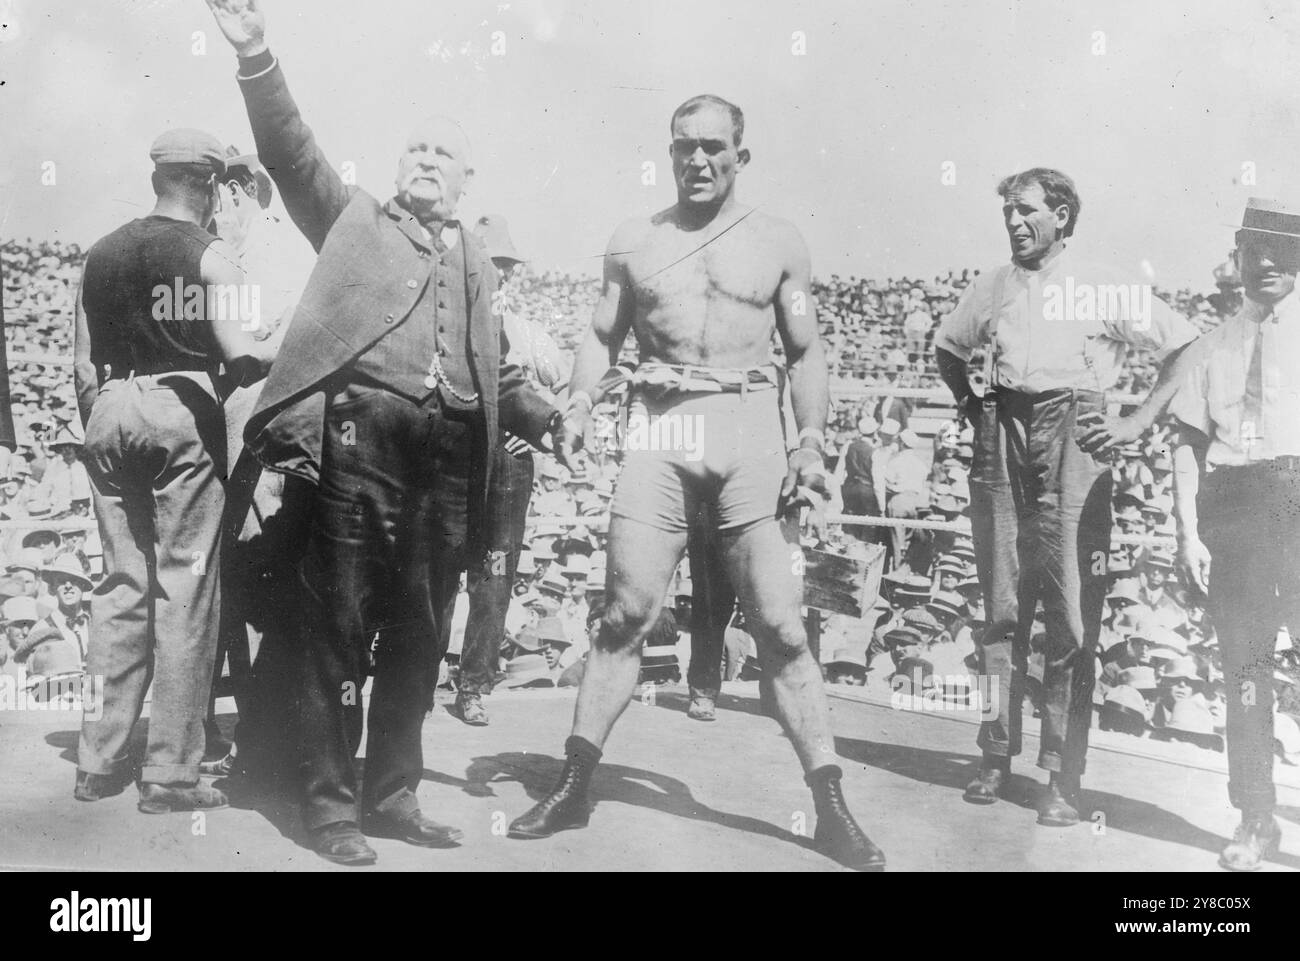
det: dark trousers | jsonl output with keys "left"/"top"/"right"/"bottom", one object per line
{"left": 971, "top": 388, "right": 1112, "bottom": 779}
{"left": 454, "top": 445, "right": 534, "bottom": 695}
{"left": 841, "top": 481, "right": 885, "bottom": 544}
{"left": 298, "top": 381, "right": 477, "bottom": 831}
{"left": 686, "top": 518, "right": 737, "bottom": 694}
{"left": 214, "top": 456, "right": 313, "bottom": 778}
{"left": 79, "top": 374, "right": 227, "bottom": 785}
{"left": 1199, "top": 464, "right": 1300, "bottom": 816}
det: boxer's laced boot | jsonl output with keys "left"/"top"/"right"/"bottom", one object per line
{"left": 963, "top": 755, "right": 1009, "bottom": 805}
{"left": 508, "top": 736, "right": 600, "bottom": 839}
{"left": 687, "top": 687, "right": 718, "bottom": 721}
{"left": 1219, "top": 814, "right": 1281, "bottom": 871}
{"left": 807, "top": 765, "right": 886, "bottom": 871}
{"left": 1037, "top": 772, "right": 1081, "bottom": 827}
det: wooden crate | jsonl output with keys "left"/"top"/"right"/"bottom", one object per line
{"left": 802, "top": 543, "right": 886, "bottom": 619}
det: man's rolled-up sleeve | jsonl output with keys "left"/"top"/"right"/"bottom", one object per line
{"left": 1104, "top": 288, "right": 1200, "bottom": 361}
{"left": 1167, "top": 351, "right": 1214, "bottom": 440}
{"left": 934, "top": 278, "right": 987, "bottom": 362}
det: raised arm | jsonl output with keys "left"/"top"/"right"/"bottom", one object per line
{"left": 205, "top": 0, "right": 350, "bottom": 252}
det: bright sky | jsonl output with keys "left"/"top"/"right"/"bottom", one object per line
{"left": 2, "top": 0, "right": 1298, "bottom": 288}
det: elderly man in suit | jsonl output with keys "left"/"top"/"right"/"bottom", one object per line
{"left": 206, "top": 0, "right": 562, "bottom": 865}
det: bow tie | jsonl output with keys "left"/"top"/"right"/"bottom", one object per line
{"left": 68, "top": 613, "right": 88, "bottom": 628}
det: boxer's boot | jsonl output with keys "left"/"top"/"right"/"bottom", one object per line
{"left": 508, "top": 736, "right": 600, "bottom": 839}
{"left": 808, "top": 765, "right": 886, "bottom": 871}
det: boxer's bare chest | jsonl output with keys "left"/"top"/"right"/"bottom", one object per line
{"left": 624, "top": 211, "right": 785, "bottom": 363}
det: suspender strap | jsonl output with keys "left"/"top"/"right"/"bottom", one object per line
{"left": 983, "top": 264, "right": 1012, "bottom": 391}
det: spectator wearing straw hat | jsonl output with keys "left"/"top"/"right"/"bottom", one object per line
{"left": 35, "top": 554, "right": 92, "bottom": 665}
{"left": 1170, "top": 196, "right": 1300, "bottom": 869}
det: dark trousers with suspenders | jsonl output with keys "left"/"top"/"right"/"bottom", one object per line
{"left": 968, "top": 267, "right": 1113, "bottom": 779}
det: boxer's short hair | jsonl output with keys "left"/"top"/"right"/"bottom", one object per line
{"left": 671, "top": 94, "right": 745, "bottom": 147}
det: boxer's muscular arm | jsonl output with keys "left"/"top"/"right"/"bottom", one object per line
{"left": 569, "top": 222, "right": 638, "bottom": 409}
{"left": 207, "top": 1, "right": 350, "bottom": 253}
{"left": 773, "top": 221, "right": 828, "bottom": 450}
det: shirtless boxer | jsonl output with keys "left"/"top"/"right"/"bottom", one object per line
{"left": 509, "top": 94, "right": 884, "bottom": 870}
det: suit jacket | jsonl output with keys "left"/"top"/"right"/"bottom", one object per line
{"left": 236, "top": 57, "right": 554, "bottom": 505}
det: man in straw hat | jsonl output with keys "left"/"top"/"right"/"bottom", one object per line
{"left": 508, "top": 92, "right": 883, "bottom": 870}
{"left": 1169, "top": 196, "right": 1300, "bottom": 870}
{"left": 934, "top": 167, "right": 1201, "bottom": 825}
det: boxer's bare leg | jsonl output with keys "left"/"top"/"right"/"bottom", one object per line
{"left": 571, "top": 515, "right": 687, "bottom": 748}
{"left": 721, "top": 516, "right": 834, "bottom": 772}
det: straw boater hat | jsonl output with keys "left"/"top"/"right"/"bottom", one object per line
{"left": 1236, "top": 197, "right": 1300, "bottom": 247}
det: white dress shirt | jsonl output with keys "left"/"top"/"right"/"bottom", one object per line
{"left": 936, "top": 248, "right": 1198, "bottom": 393}
{"left": 1169, "top": 290, "right": 1300, "bottom": 466}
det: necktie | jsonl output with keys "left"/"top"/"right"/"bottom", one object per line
{"left": 1243, "top": 311, "right": 1269, "bottom": 456}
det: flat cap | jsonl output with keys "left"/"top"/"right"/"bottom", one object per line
{"left": 150, "top": 129, "right": 227, "bottom": 172}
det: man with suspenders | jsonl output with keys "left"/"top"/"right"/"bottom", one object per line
{"left": 935, "top": 168, "right": 1199, "bottom": 825}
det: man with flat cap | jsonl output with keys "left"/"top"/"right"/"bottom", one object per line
{"left": 1171, "top": 197, "right": 1300, "bottom": 870}
{"left": 206, "top": 1, "right": 561, "bottom": 864}
{"left": 72, "top": 126, "right": 279, "bottom": 813}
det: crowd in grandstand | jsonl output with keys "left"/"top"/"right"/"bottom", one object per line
{"left": 6, "top": 234, "right": 1299, "bottom": 761}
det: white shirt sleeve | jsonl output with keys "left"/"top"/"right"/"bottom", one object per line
{"left": 934, "top": 275, "right": 992, "bottom": 362}
{"left": 1097, "top": 276, "right": 1199, "bottom": 360}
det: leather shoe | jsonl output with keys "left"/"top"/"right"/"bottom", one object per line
{"left": 311, "top": 821, "right": 378, "bottom": 866}
{"left": 74, "top": 769, "right": 128, "bottom": 802}
{"left": 455, "top": 692, "right": 490, "bottom": 727}
{"left": 1036, "top": 779, "right": 1081, "bottom": 827}
{"left": 363, "top": 808, "right": 464, "bottom": 848}
{"left": 963, "top": 762, "right": 1007, "bottom": 805}
{"left": 687, "top": 688, "right": 717, "bottom": 722}
{"left": 137, "top": 782, "right": 229, "bottom": 814}
{"left": 1219, "top": 815, "right": 1281, "bottom": 871}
